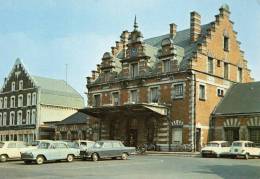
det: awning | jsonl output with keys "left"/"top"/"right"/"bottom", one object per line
{"left": 79, "top": 103, "right": 168, "bottom": 119}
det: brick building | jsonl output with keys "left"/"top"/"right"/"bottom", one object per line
{"left": 82, "top": 4, "right": 252, "bottom": 151}
{"left": 211, "top": 82, "right": 260, "bottom": 145}
{"left": 0, "top": 59, "right": 84, "bottom": 143}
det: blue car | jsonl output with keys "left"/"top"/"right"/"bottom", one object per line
{"left": 21, "top": 140, "right": 80, "bottom": 165}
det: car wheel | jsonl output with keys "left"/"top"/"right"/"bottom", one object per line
{"left": 67, "top": 155, "right": 74, "bottom": 162}
{"left": 24, "top": 160, "right": 32, "bottom": 164}
{"left": 121, "top": 153, "right": 128, "bottom": 160}
{"left": 92, "top": 153, "right": 99, "bottom": 162}
{"left": 0, "top": 155, "right": 7, "bottom": 162}
{"left": 36, "top": 156, "right": 44, "bottom": 165}
{"left": 245, "top": 153, "right": 249, "bottom": 160}
{"left": 112, "top": 157, "right": 117, "bottom": 160}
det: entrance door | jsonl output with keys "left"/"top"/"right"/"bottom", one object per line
{"left": 129, "top": 129, "right": 138, "bottom": 147}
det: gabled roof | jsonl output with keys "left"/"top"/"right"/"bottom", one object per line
{"left": 32, "top": 76, "right": 84, "bottom": 108}
{"left": 213, "top": 82, "right": 260, "bottom": 116}
{"left": 57, "top": 112, "right": 90, "bottom": 125}
{"left": 1, "top": 59, "right": 84, "bottom": 109}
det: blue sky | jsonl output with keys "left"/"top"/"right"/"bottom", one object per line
{"left": 0, "top": 0, "right": 260, "bottom": 103}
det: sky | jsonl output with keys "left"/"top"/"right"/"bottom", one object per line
{"left": 0, "top": 0, "right": 260, "bottom": 104}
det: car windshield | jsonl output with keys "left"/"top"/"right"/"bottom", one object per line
{"left": 0, "top": 142, "right": 4, "bottom": 148}
{"left": 67, "top": 142, "right": 79, "bottom": 149}
{"left": 93, "top": 142, "right": 103, "bottom": 148}
{"left": 38, "top": 142, "right": 50, "bottom": 149}
{"left": 31, "top": 141, "right": 40, "bottom": 146}
{"left": 232, "top": 142, "right": 242, "bottom": 147}
{"left": 207, "top": 143, "right": 219, "bottom": 147}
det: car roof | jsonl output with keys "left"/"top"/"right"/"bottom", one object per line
{"left": 208, "top": 141, "right": 228, "bottom": 144}
{"left": 232, "top": 140, "right": 253, "bottom": 143}
{"left": 0, "top": 141, "right": 25, "bottom": 143}
{"left": 96, "top": 140, "right": 122, "bottom": 143}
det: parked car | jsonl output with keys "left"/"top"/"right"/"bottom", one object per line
{"left": 28, "top": 140, "right": 52, "bottom": 149}
{"left": 201, "top": 141, "right": 230, "bottom": 158}
{"left": 75, "top": 140, "right": 95, "bottom": 151}
{"left": 0, "top": 141, "right": 29, "bottom": 162}
{"left": 229, "top": 140, "right": 260, "bottom": 159}
{"left": 21, "top": 140, "right": 80, "bottom": 164}
{"left": 80, "top": 140, "right": 136, "bottom": 161}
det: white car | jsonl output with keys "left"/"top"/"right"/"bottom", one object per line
{"left": 75, "top": 140, "right": 95, "bottom": 151}
{"left": 201, "top": 141, "right": 230, "bottom": 158}
{"left": 230, "top": 140, "right": 260, "bottom": 159}
{"left": 0, "top": 141, "right": 29, "bottom": 162}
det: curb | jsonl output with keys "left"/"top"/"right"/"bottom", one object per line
{"left": 145, "top": 152, "right": 201, "bottom": 158}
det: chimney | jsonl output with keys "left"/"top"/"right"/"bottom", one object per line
{"left": 96, "top": 64, "right": 101, "bottom": 73}
{"left": 169, "top": 23, "right": 177, "bottom": 38}
{"left": 190, "top": 11, "right": 201, "bottom": 42}
{"left": 92, "top": 70, "right": 98, "bottom": 80}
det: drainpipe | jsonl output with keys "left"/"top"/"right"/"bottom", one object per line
{"left": 191, "top": 70, "right": 197, "bottom": 152}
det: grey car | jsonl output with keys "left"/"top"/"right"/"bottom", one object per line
{"left": 80, "top": 140, "right": 136, "bottom": 161}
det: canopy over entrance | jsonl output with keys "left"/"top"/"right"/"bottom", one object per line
{"left": 79, "top": 103, "right": 168, "bottom": 119}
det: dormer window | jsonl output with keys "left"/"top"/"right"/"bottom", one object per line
{"left": 163, "top": 59, "right": 171, "bottom": 73}
{"left": 224, "top": 36, "right": 229, "bottom": 51}
{"left": 112, "top": 92, "right": 119, "bottom": 106}
{"left": 130, "top": 63, "right": 138, "bottom": 78}
{"left": 11, "top": 82, "right": 15, "bottom": 91}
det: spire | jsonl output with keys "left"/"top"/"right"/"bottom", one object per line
{"left": 134, "top": 15, "right": 138, "bottom": 30}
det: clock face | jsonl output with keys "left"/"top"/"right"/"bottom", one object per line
{"left": 130, "top": 48, "right": 138, "bottom": 57}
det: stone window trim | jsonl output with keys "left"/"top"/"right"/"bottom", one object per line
{"left": 0, "top": 97, "right": 3, "bottom": 109}
{"left": 223, "top": 35, "right": 229, "bottom": 52}
{"left": 19, "top": 80, "right": 23, "bottom": 90}
{"left": 148, "top": 85, "right": 160, "bottom": 103}
{"left": 93, "top": 93, "right": 102, "bottom": 107}
{"left": 216, "top": 87, "right": 225, "bottom": 97}
{"left": 11, "top": 81, "right": 16, "bottom": 92}
{"left": 130, "top": 62, "right": 139, "bottom": 79}
{"left": 10, "top": 111, "right": 15, "bottom": 126}
{"left": 31, "top": 109, "right": 36, "bottom": 125}
{"left": 129, "top": 88, "right": 140, "bottom": 104}
{"left": 237, "top": 67, "right": 243, "bottom": 83}
{"left": 198, "top": 83, "right": 207, "bottom": 101}
{"left": 27, "top": 93, "right": 31, "bottom": 106}
{"left": 3, "top": 112, "right": 7, "bottom": 126}
{"left": 162, "top": 58, "right": 172, "bottom": 73}
{"left": 172, "top": 82, "right": 185, "bottom": 99}
{"left": 0, "top": 113, "right": 2, "bottom": 126}
{"left": 110, "top": 91, "right": 120, "bottom": 106}
{"left": 207, "top": 57, "right": 214, "bottom": 75}
{"left": 10, "top": 96, "right": 16, "bottom": 108}
{"left": 4, "top": 97, "right": 8, "bottom": 109}
{"left": 26, "top": 110, "right": 31, "bottom": 125}
{"left": 32, "top": 92, "right": 37, "bottom": 106}
{"left": 223, "top": 62, "right": 230, "bottom": 80}
{"left": 18, "top": 94, "right": 23, "bottom": 107}
{"left": 17, "top": 110, "right": 23, "bottom": 125}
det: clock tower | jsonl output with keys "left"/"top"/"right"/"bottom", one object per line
{"left": 121, "top": 16, "right": 151, "bottom": 78}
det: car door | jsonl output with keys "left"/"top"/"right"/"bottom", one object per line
{"left": 112, "top": 142, "right": 123, "bottom": 156}
{"left": 55, "top": 143, "right": 69, "bottom": 159}
{"left": 16, "top": 142, "right": 28, "bottom": 158}
{"left": 6, "top": 142, "right": 19, "bottom": 158}
{"left": 101, "top": 142, "right": 113, "bottom": 157}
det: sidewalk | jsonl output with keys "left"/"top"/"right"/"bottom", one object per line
{"left": 145, "top": 151, "right": 201, "bottom": 157}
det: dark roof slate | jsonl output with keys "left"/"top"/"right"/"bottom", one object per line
{"left": 213, "top": 82, "right": 260, "bottom": 116}
{"left": 58, "top": 112, "right": 90, "bottom": 125}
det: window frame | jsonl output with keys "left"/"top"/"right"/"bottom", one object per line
{"left": 224, "top": 36, "right": 229, "bottom": 52}
{"left": 130, "top": 89, "right": 138, "bottom": 104}
{"left": 207, "top": 57, "right": 214, "bottom": 74}
{"left": 149, "top": 86, "right": 160, "bottom": 103}
{"left": 172, "top": 83, "right": 184, "bottom": 99}
{"left": 93, "top": 94, "right": 101, "bottom": 107}
{"left": 163, "top": 59, "right": 171, "bottom": 73}
{"left": 199, "top": 84, "right": 206, "bottom": 101}
{"left": 130, "top": 63, "right": 139, "bottom": 78}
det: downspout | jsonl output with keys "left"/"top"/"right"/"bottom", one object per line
{"left": 191, "top": 70, "right": 197, "bottom": 152}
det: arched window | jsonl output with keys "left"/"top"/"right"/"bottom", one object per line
{"left": 0, "top": 98, "right": 3, "bottom": 109}
{"left": 11, "top": 82, "right": 15, "bottom": 91}
{"left": 17, "top": 111, "right": 22, "bottom": 125}
{"left": 10, "top": 96, "right": 15, "bottom": 108}
{"left": 32, "top": 93, "right": 37, "bottom": 105}
{"left": 3, "top": 113, "right": 7, "bottom": 126}
{"left": 18, "top": 95, "right": 23, "bottom": 107}
{"left": 0, "top": 113, "right": 2, "bottom": 126}
{"left": 19, "top": 80, "right": 23, "bottom": 90}
{"left": 10, "top": 112, "right": 15, "bottom": 126}
{"left": 4, "top": 97, "right": 7, "bottom": 108}
{"left": 27, "top": 93, "right": 31, "bottom": 106}
{"left": 31, "top": 110, "right": 36, "bottom": 124}
{"left": 26, "top": 110, "right": 31, "bottom": 125}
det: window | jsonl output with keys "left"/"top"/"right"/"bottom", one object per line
{"left": 199, "top": 85, "right": 206, "bottom": 100}
{"left": 163, "top": 59, "right": 171, "bottom": 73}
{"left": 7, "top": 142, "right": 16, "bottom": 148}
{"left": 208, "top": 57, "right": 214, "bottom": 74}
{"left": 249, "top": 128, "right": 260, "bottom": 145}
{"left": 112, "top": 142, "right": 122, "bottom": 148}
{"left": 217, "top": 60, "right": 221, "bottom": 67}
{"left": 0, "top": 113, "right": 2, "bottom": 126}
{"left": 17, "top": 111, "right": 22, "bottom": 125}
{"left": 0, "top": 98, "right": 2, "bottom": 109}
{"left": 130, "top": 90, "right": 138, "bottom": 104}
{"left": 93, "top": 94, "right": 101, "bottom": 107}
{"left": 18, "top": 95, "right": 23, "bottom": 107}
{"left": 217, "top": 89, "right": 224, "bottom": 97}
{"left": 4, "top": 97, "right": 7, "bottom": 108}
{"left": 103, "top": 142, "right": 113, "bottom": 148}
{"left": 130, "top": 63, "right": 138, "bottom": 78}
{"left": 238, "top": 67, "right": 242, "bottom": 82}
{"left": 225, "top": 128, "right": 239, "bottom": 144}
{"left": 27, "top": 93, "right": 31, "bottom": 106}
{"left": 31, "top": 110, "right": 36, "bottom": 124}
{"left": 32, "top": 93, "right": 37, "bottom": 105}
{"left": 54, "top": 143, "right": 67, "bottom": 149}
{"left": 26, "top": 110, "right": 31, "bottom": 124}
{"left": 11, "top": 82, "right": 15, "bottom": 91}
{"left": 173, "top": 84, "right": 184, "bottom": 98}
{"left": 224, "top": 62, "right": 229, "bottom": 79}
{"left": 10, "top": 96, "right": 15, "bottom": 108}
{"left": 104, "top": 70, "right": 110, "bottom": 82}
{"left": 3, "top": 113, "right": 6, "bottom": 126}
{"left": 19, "top": 80, "right": 23, "bottom": 90}
{"left": 112, "top": 92, "right": 119, "bottom": 106}
{"left": 10, "top": 112, "right": 15, "bottom": 126}
{"left": 150, "top": 87, "right": 159, "bottom": 103}
{"left": 224, "top": 36, "right": 229, "bottom": 51}
{"left": 172, "top": 128, "right": 183, "bottom": 144}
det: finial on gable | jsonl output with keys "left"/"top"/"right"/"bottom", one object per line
{"left": 15, "top": 58, "right": 21, "bottom": 65}
{"left": 134, "top": 15, "right": 138, "bottom": 30}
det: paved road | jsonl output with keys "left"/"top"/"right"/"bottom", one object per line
{"left": 1, "top": 156, "right": 260, "bottom": 179}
